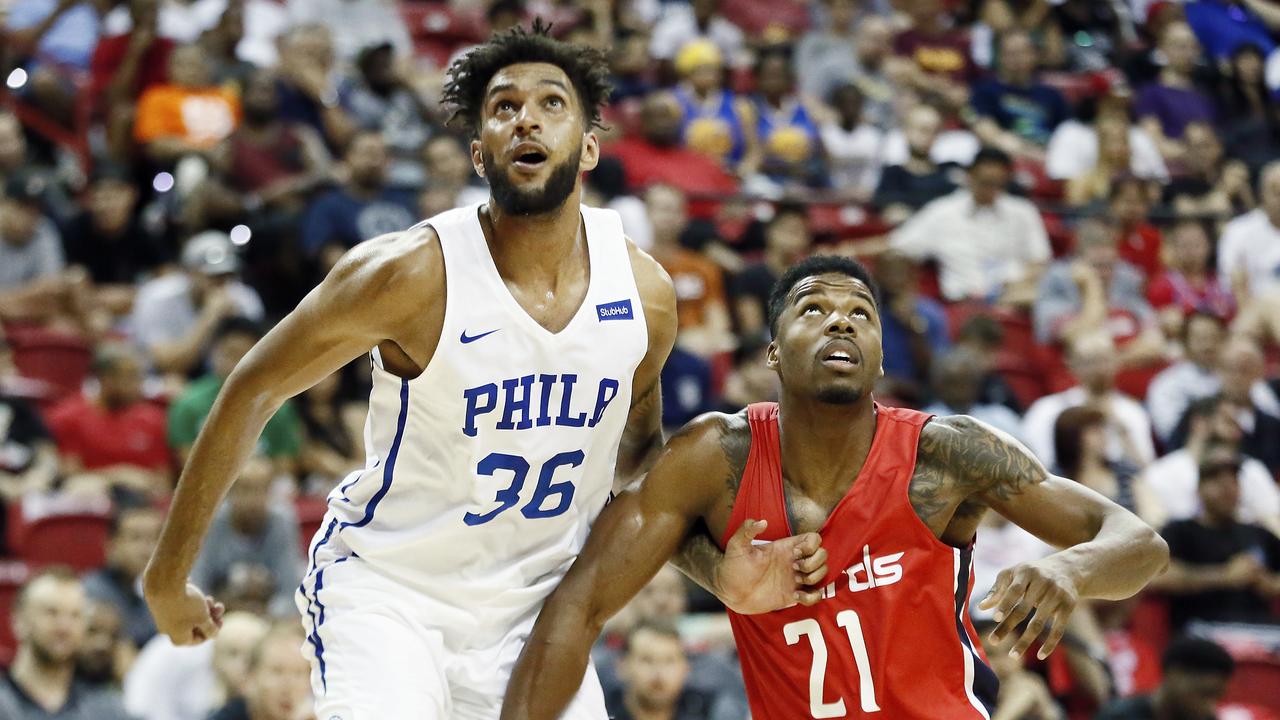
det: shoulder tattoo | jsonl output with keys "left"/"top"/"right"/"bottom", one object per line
{"left": 915, "top": 415, "right": 1048, "bottom": 509}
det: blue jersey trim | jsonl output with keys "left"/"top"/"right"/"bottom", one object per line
{"left": 342, "top": 378, "right": 409, "bottom": 530}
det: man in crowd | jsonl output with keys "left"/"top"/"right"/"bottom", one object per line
{"left": 606, "top": 619, "right": 742, "bottom": 720}
{"left": 82, "top": 504, "right": 165, "bottom": 649}
{"left": 1096, "top": 637, "right": 1238, "bottom": 719}
{"left": 206, "top": 622, "right": 312, "bottom": 720}
{"left": 0, "top": 569, "right": 132, "bottom": 719}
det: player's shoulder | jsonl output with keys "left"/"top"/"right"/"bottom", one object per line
{"left": 918, "top": 413, "right": 1046, "bottom": 486}
{"left": 327, "top": 225, "right": 444, "bottom": 297}
{"left": 664, "top": 409, "right": 751, "bottom": 468}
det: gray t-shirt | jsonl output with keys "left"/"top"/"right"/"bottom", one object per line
{"left": 1033, "top": 259, "right": 1156, "bottom": 344}
{"left": 0, "top": 219, "right": 64, "bottom": 290}
{"left": 0, "top": 674, "right": 131, "bottom": 720}
{"left": 190, "top": 503, "right": 303, "bottom": 615}
{"left": 127, "top": 273, "right": 263, "bottom": 355}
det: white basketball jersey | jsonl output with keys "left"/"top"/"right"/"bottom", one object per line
{"left": 314, "top": 203, "right": 648, "bottom": 642}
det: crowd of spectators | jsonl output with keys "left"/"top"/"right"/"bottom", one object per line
{"left": 2, "top": 0, "right": 1280, "bottom": 718}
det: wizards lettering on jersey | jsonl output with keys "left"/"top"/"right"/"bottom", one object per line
{"left": 463, "top": 373, "right": 620, "bottom": 437}
{"left": 818, "top": 545, "right": 906, "bottom": 600}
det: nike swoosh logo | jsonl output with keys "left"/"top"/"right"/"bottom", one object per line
{"left": 460, "top": 328, "right": 500, "bottom": 344}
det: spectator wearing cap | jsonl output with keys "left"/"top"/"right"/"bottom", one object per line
{"left": 299, "top": 130, "right": 417, "bottom": 273}
{"left": 650, "top": 0, "right": 749, "bottom": 70}
{"left": 1136, "top": 21, "right": 1218, "bottom": 163}
{"left": 167, "top": 317, "right": 301, "bottom": 471}
{"left": 345, "top": 42, "right": 434, "bottom": 190}
{"left": 1096, "top": 637, "right": 1238, "bottom": 720}
{"left": 133, "top": 43, "right": 241, "bottom": 165}
{"left": 888, "top": 147, "right": 1050, "bottom": 306}
{"left": 670, "top": 40, "right": 760, "bottom": 178}
{"left": 970, "top": 30, "right": 1071, "bottom": 163}
{"left": 46, "top": 342, "right": 172, "bottom": 501}
{"left": 602, "top": 91, "right": 739, "bottom": 199}
{"left": 1143, "top": 394, "right": 1280, "bottom": 536}
{"left": 80, "top": 504, "right": 164, "bottom": 649}
{"left": 0, "top": 569, "right": 132, "bottom": 719}
{"left": 129, "top": 230, "right": 264, "bottom": 378}
{"left": 1149, "top": 443, "right": 1280, "bottom": 630}
{"left": 61, "top": 164, "right": 169, "bottom": 319}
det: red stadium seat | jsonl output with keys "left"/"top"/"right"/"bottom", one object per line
{"left": 19, "top": 512, "right": 111, "bottom": 571}
{"left": 296, "top": 496, "right": 329, "bottom": 554}
{"left": 0, "top": 561, "right": 32, "bottom": 667}
{"left": 5, "top": 326, "right": 92, "bottom": 403}
{"left": 1226, "top": 661, "right": 1280, "bottom": 715}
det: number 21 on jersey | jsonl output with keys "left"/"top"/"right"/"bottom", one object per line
{"left": 784, "top": 610, "right": 880, "bottom": 718}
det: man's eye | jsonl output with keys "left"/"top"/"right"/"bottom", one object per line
{"left": 803, "top": 304, "right": 823, "bottom": 315}
{"left": 854, "top": 308, "right": 870, "bottom": 319}
{"left": 547, "top": 97, "right": 564, "bottom": 108}
{"left": 497, "top": 100, "right": 515, "bottom": 112}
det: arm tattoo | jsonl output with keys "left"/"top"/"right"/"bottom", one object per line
{"left": 913, "top": 416, "right": 1048, "bottom": 516}
{"left": 671, "top": 411, "right": 751, "bottom": 595}
{"left": 717, "top": 411, "right": 751, "bottom": 500}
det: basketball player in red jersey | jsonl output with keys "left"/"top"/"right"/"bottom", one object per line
{"left": 500, "top": 255, "right": 1170, "bottom": 719}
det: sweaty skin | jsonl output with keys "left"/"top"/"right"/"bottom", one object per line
{"left": 142, "top": 61, "right": 819, "bottom": 647}
{"left": 500, "top": 272, "right": 1170, "bottom": 720}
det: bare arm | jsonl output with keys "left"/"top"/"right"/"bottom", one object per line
{"left": 926, "top": 416, "right": 1169, "bottom": 657}
{"left": 501, "top": 417, "right": 727, "bottom": 720}
{"left": 142, "top": 229, "right": 440, "bottom": 643}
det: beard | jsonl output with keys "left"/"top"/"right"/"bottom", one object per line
{"left": 817, "top": 385, "right": 863, "bottom": 405}
{"left": 483, "top": 144, "right": 580, "bottom": 216}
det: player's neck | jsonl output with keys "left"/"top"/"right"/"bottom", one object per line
{"left": 482, "top": 190, "right": 584, "bottom": 277}
{"left": 777, "top": 392, "right": 877, "bottom": 494}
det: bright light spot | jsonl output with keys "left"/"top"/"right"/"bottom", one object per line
{"left": 6, "top": 69, "right": 28, "bottom": 90}
{"left": 152, "top": 172, "right": 175, "bottom": 193}
{"left": 230, "top": 224, "right": 252, "bottom": 246}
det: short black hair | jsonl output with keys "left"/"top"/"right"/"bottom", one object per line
{"left": 1162, "top": 636, "right": 1235, "bottom": 677}
{"left": 970, "top": 146, "right": 1013, "bottom": 172}
{"left": 767, "top": 255, "right": 879, "bottom": 337}
{"left": 442, "top": 19, "right": 611, "bottom": 137}
{"left": 213, "top": 316, "right": 264, "bottom": 345}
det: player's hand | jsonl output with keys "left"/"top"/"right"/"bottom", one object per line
{"left": 145, "top": 582, "right": 225, "bottom": 646}
{"left": 978, "top": 557, "right": 1080, "bottom": 661}
{"left": 717, "top": 519, "right": 828, "bottom": 615}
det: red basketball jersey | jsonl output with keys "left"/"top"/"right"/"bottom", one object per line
{"left": 718, "top": 402, "right": 999, "bottom": 719}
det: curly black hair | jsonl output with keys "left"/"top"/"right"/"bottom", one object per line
{"left": 442, "top": 19, "right": 612, "bottom": 137}
{"left": 767, "top": 255, "right": 880, "bottom": 338}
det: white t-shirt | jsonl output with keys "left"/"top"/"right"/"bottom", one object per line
{"left": 1217, "top": 208, "right": 1280, "bottom": 296}
{"left": 889, "top": 190, "right": 1051, "bottom": 301}
{"left": 124, "top": 636, "right": 217, "bottom": 720}
{"left": 1022, "top": 386, "right": 1156, "bottom": 469}
{"left": 1044, "top": 120, "right": 1169, "bottom": 182}
{"left": 1143, "top": 448, "right": 1280, "bottom": 532}
{"left": 820, "top": 122, "right": 886, "bottom": 194}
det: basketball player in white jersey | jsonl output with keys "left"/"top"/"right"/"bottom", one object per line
{"left": 142, "top": 24, "right": 829, "bottom": 719}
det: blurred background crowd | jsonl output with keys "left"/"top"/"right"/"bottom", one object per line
{"left": 1, "top": 0, "right": 1280, "bottom": 718}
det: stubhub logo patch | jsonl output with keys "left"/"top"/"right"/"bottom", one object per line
{"left": 596, "top": 299, "right": 634, "bottom": 322}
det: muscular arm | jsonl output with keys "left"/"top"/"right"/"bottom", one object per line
{"left": 142, "top": 230, "right": 440, "bottom": 627}
{"left": 501, "top": 416, "right": 730, "bottom": 720}
{"left": 923, "top": 416, "right": 1169, "bottom": 655}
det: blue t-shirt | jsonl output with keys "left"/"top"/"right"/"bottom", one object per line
{"left": 6, "top": 0, "right": 101, "bottom": 69}
{"left": 660, "top": 346, "right": 713, "bottom": 430}
{"left": 880, "top": 296, "right": 950, "bottom": 382}
{"left": 1185, "top": 0, "right": 1276, "bottom": 59}
{"left": 300, "top": 188, "right": 417, "bottom": 256}
{"left": 970, "top": 79, "right": 1070, "bottom": 145}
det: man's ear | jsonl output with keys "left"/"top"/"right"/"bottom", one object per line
{"left": 580, "top": 132, "right": 600, "bottom": 172}
{"left": 766, "top": 341, "right": 780, "bottom": 370}
{"left": 471, "top": 139, "right": 486, "bottom": 178}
